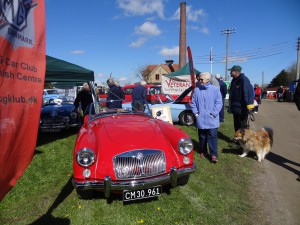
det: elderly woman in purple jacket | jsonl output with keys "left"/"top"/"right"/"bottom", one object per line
{"left": 191, "top": 72, "right": 222, "bottom": 162}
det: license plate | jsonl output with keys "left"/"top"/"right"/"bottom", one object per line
{"left": 123, "top": 186, "right": 162, "bottom": 202}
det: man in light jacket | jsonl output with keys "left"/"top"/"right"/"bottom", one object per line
{"left": 191, "top": 72, "right": 222, "bottom": 162}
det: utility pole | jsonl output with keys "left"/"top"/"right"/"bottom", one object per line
{"left": 220, "top": 28, "right": 236, "bottom": 81}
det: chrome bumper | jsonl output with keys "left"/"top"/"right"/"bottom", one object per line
{"left": 40, "top": 123, "right": 79, "bottom": 129}
{"left": 73, "top": 163, "right": 196, "bottom": 198}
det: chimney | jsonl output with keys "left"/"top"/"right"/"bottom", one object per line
{"left": 165, "top": 60, "right": 175, "bottom": 72}
{"left": 179, "top": 2, "right": 186, "bottom": 68}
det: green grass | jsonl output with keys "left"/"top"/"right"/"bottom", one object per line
{"left": 0, "top": 108, "right": 256, "bottom": 225}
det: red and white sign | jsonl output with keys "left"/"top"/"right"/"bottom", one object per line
{"left": 161, "top": 75, "right": 191, "bottom": 96}
{"left": 0, "top": 0, "right": 46, "bottom": 200}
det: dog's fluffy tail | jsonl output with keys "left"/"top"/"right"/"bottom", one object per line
{"left": 263, "top": 127, "right": 273, "bottom": 147}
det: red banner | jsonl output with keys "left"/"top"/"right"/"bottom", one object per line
{"left": 0, "top": 0, "right": 46, "bottom": 200}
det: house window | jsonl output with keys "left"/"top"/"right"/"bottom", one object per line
{"left": 155, "top": 74, "right": 160, "bottom": 80}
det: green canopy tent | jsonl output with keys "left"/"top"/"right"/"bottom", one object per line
{"left": 45, "top": 55, "right": 94, "bottom": 82}
{"left": 166, "top": 62, "right": 200, "bottom": 78}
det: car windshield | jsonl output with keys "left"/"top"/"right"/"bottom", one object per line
{"left": 86, "top": 100, "right": 152, "bottom": 121}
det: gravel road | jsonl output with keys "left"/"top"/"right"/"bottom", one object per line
{"left": 248, "top": 99, "right": 300, "bottom": 225}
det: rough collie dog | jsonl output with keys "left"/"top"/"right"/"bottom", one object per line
{"left": 234, "top": 128, "right": 273, "bottom": 162}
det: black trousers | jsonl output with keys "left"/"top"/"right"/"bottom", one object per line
{"left": 132, "top": 101, "right": 145, "bottom": 112}
{"left": 233, "top": 113, "right": 249, "bottom": 131}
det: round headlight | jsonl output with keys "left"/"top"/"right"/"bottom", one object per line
{"left": 70, "top": 112, "right": 77, "bottom": 119}
{"left": 178, "top": 138, "right": 193, "bottom": 155}
{"left": 76, "top": 148, "right": 95, "bottom": 167}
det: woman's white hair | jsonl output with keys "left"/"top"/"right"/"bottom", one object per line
{"left": 201, "top": 72, "right": 211, "bottom": 81}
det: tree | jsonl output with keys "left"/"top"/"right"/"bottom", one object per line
{"left": 286, "top": 62, "right": 297, "bottom": 81}
{"left": 270, "top": 62, "right": 297, "bottom": 86}
{"left": 134, "top": 64, "right": 149, "bottom": 83}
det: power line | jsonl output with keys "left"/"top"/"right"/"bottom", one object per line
{"left": 195, "top": 41, "right": 295, "bottom": 64}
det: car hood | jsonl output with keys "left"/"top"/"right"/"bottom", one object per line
{"left": 102, "top": 116, "right": 158, "bottom": 145}
{"left": 88, "top": 115, "right": 174, "bottom": 156}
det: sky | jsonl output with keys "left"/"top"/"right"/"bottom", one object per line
{"left": 45, "top": 0, "right": 300, "bottom": 86}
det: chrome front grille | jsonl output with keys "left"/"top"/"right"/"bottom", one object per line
{"left": 114, "top": 150, "right": 166, "bottom": 179}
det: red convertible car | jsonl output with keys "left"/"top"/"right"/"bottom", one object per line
{"left": 72, "top": 98, "right": 195, "bottom": 201}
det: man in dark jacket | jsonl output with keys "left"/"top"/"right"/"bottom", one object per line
{"left": 132, "top": 81, "right": 147, "bottom": 111}
{"left": 277, "top": 86, "right": 284, "bottom": 102}
{"left": 74, "top": 82, "right": 93, "bottom": 116}
{"left": 106, "top": 78, "right": 124, "bottom": 108}
{"left": 215, "top": 73, "right": 227, "bottom": 122}
{"left": 228, "top": 65, "right": 254, "bottom": 131}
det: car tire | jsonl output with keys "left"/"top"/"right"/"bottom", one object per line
{"left": 177, "top": 175, "right": 190, "bottom": 186}
{"left": 179, "top": 111, "right": 195, "bottom": 126}
{"left": 76, "top": 189, "right": 93, "bottom": 199}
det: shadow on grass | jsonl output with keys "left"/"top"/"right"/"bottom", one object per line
{"left": 29, "top": 177, "right": 74, "bottom": 225}
{"left": 218, "top": 130, "right": 235, "bottom": 144}
{"left": 36, "top": 129, "right": 79, "bottom": 147}
{"left": 266, "top": 152, "right": 300, "bottom": 178}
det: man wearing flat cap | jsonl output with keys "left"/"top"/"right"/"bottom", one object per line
{"left": 227, "top": 65, "right": 254, "bottom": 132}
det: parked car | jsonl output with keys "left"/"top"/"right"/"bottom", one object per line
{"left": 72, "top": 99, "right": 195, "bottom": 201}
{"left": 122, "top": 84, "right": 167, "bottom": 103}
{"left": 43, "top": 89, "right": 66, "bottom": 104}
{"left": 40, "top": 99, "right": 81, "bottom": 132}
{"left": 150, "top": 86, "right": 195, "bottom": 126}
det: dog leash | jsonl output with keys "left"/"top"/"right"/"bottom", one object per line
{"left": 245, "top": 110, "right": 255, "bottom": 129}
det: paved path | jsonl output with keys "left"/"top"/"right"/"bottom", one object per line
{"left": 249, "top": 99, "right": 300, "bottom": 225}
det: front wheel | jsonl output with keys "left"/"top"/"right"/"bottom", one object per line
{"left": 179, "top": 111, "right": 195, "bottom": 126}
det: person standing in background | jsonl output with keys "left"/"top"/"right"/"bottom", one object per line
{"left": 277, "top": 86, "right": 284, "bottom": 102}
{"left": 132, "top": 81, "right": 147, "bottom": 111}
{"left": 74, "top": 82, "right": 93, "bottom": 116}
{"left": 106, "top": 78, "right": 124, "bottom": 108}
{"left": 228, "top": 65, "right": 254, "bottom": 132}
{"left": 215, "top": 73, "right": 227, "bottom": 122}
{"left": 254, "top": 84, "right": 262, "bottom": 113}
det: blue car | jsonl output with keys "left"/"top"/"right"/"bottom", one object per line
{"left": 40, "top": 99, "right": 81, "bottom": 132}
{"left": 150, "top": 87, "right": 195, "bottom": 126}
{"left": 43, "top": 89, "right": 66, "bottom": 104}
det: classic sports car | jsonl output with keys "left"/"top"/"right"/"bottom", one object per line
{"left": 72, "top": 99, "right": 195, "bottom": 201}
{"left": 150, "top": 86, "right": 195, "bottom": 126}
{"left": 40, "top": 99, "right": 81, "bottom": 132}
